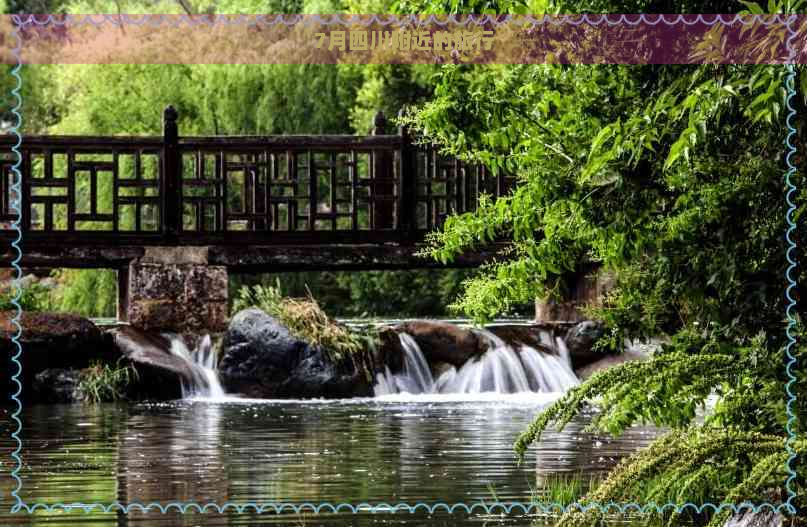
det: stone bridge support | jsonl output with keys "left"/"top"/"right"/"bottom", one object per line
{"left": 534, "top": 264, "right": 614, "bottom": 323}
{"left": 118, "top": 247, "right": 228, "bottom": 334}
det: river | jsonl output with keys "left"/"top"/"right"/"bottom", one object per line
{"left": 1, "top": 394, "right": 659, "bottom": 525}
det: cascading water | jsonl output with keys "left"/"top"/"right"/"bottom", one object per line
{"left": 167, "top": 334, "right": 226, "bottom": 399}
{"left": 373, "top": 327, "right": 581, "bottom": 396}
{"left": 374, "top": 333, "right": 437, "bottom": 394}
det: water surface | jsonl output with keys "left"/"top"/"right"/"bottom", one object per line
{"left": 1, "top": 395, "right": 659, "bottom": 525}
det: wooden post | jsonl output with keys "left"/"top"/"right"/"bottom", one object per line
{"left": 116, "top": 266, "right": 129, "bottom": 322}
{"left": 162, "top": 105, "right": 181, "bottom": 240}
{"left": 20, "top": 150, "right": 31, "bottom": 231}
{"left": 371, "top": 111, "right": 395, "bottom": 230}
{"left": 398, "top": 108, "right": 416, "bottom": 240}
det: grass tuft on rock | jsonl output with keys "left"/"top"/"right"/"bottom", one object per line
{"left": 233, "top": 283, "right": 369, "bottom": 365}
{"left": 76, "top": 361, "right": 137, "bottom": 404}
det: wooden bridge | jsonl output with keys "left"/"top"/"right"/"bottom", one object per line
{"left": 0, "top": 107, "right": 513, "bottom": 332}
{"left": 0, "top": 107, "right": 511, "bottom": 271}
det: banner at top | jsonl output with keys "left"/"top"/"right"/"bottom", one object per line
{"left": 2, "top": 14, "right": 806, "bottom": 64}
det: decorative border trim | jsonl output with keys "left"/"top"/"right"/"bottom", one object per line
{"left": 8, "top": 15, "right": 25, "bottom": 517}
{"left": 783, "top": 16, "right": 800, "bottom": 515}
{"left": 7, "top": 13, "right": 800, "bottom": 518}
{"left": 10, "top": 13, "right": 798, "bottom": 27}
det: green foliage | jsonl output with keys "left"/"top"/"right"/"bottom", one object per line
{"left": 334, "top": 269, "right": 487, "bottom": 318}
{"left": 396, "top": 0, "right": 805, "bottom": 513}
{"left": 553, "top": 430, "right": 805, "bottom": 526}
{"left": 76, "top": 361, "right": 138, "bottom": 404}
{"left": 0, "top": 282, "right": 54, "bottom": 312}
{"left": 348, "top": 64, "right": 437, "bottom": 134}
{"left": 407, "top": 64, "right": 804, "bottom": 324}
{"left": 56, "top": 269, "right": 117, "bottom": 318}
{"left": 232, "top": 268, "right": 484, "bottom": 318}
{"left": 232, "top": 282, "right": 285, "bottom": 316}
{"left": 515, "top": 328, "right": 804, "bottom": 459}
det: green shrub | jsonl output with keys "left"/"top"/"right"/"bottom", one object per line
{"left": 76, "top": 361, "right": 137, "bottom": 404}
{"left": 0, "top": 282, "right": 55, "bottom": 312}
{"left": 56, "top": 269, "right": 117, "bottom": 318}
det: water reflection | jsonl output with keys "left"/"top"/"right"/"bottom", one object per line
{"left": 118, "top": 403, "right": 227, "bottom": 509}
{"left": 1, "top": 397, "right": 659, "bottom": 525}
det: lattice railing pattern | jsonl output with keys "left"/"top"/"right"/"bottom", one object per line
{"left": 178, "top": 147, "right": 401, "bottom": 234}
{"left": 3, "top": 143, "right": 163, "bottom": 235}
{"left": 0, "top": 108, "right": 511, "bottom": 244}
{"left": 0, "top": 154, "right": 17, "bottom": 227}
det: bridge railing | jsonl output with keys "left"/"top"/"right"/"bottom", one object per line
{"left": 0, "top": 107, "right": 512, "bottom": 246}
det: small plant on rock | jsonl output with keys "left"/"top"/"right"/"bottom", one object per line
{"left": 233, "top": 283, "right": 369, "bottom": 364}
{"left": 76, "top": 361, "right": 137, "bottom": 404}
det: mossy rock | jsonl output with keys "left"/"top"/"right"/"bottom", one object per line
{"left": 0, "top": 311, "right": 115, "bottom": 404}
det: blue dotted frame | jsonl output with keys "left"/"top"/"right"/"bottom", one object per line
{"left": 5, "top": 12, "right": 800, "bottom": 519}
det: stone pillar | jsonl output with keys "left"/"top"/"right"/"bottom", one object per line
{"left": 534, "top": 265, "right": 615, "bottom": 323}
{"left": 125, "top": 247, "right": 228, "bottom": 334}
{"left": 534, "top": 298, "right": 587, "bottom": 323}
{"left": 117, "top": 266, "right": 130, "bottom": 322}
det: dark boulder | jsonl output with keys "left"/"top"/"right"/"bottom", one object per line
{"left": 0, "top": 312, "right": 114, "bottom": 404}
{"left": 284, "top": 345, "right": 372, "bottom": 398}
{"left": 220, "top": 308, "right": 371, "bottom": 398}
{"left": 395, "top": 320, "right": 482, "bottom": 367}
{"left": 31, "top": 368, "right": 80, "bottom": 403}
{"left": 485, "top": 324, "right": 560, "bottom": 354}
{"left": 564, "top": 320, "right": 607, "bottom": 370}
{"left": 0, "top": 311, "right": 194, "bottom": 403}
{"left": 219, "top": 308, "right": 306, "bottom": 397}
{"left": 0, "top": 311, "right": 110, "bottom": 359}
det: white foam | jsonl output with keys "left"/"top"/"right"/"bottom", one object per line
{"left": 373, "top": 327, "right": 580, "bottom": 397}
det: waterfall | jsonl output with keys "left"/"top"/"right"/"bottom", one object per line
{"left": 167, "top": 334, "right": 226, "bottom": 399}
{"left": 373, "top": 327, "right": 580, "bottom": 396}
{"left": 375, "top": 333, "right": 437, "bottom": 395}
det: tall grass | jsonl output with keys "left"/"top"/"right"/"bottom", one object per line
{"left": 533, "top": 472, "right": 596, "bottom": 507}
{"left": 76, "top": 361, "right": 138, "bottom": 403}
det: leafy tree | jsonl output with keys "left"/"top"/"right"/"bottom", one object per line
{"left": 16, "top": 0, "right": 460, "bottom": 319}
{"left": 232, "top": 268, "right": 489, "bottom": 318}
{"left": 348, "top": 64, "right": 438, "bottom": 133}
{"left": 397, "top": 0, "right": 805, "bottom": 521}
{"left": 333, "top": 268, "right": 480, "bottom": 317}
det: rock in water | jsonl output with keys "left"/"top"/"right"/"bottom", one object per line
{"left": 220, "top": 308, "right": 371, "bottom": 398}
{"left": 396, "top": 320, "right": 483, "bottom": 367}
{"left": 0, "top": 312, "right": 113, "bottom": 404}
{"left": 219, "top": 308, "right": 305, "bottom": 397}
{"left": 564, "top": 320, "right": 606, "bottom": 369}
{"left": 109, "top": 326, "right": 190, "bottom": 400}
{"left": 285, "top": 345, "right": 372, "bottom": 399}
{"left": 31, "top": 368, "right": 80, "bottom": 403}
